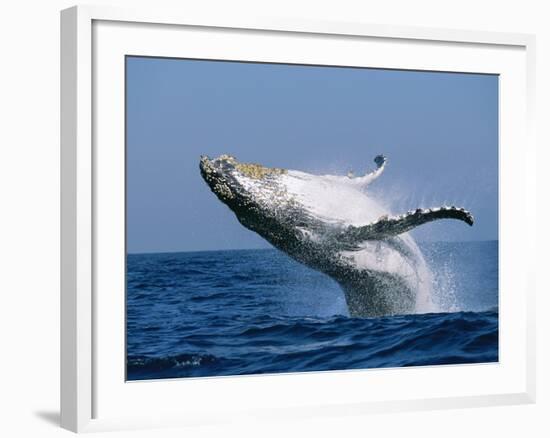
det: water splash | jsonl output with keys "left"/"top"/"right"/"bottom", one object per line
{"left": 370, "top": 187, "right": 461, "bottom": 315}
{"left": 425, "top": 252, "right": 460, "bottom": 313}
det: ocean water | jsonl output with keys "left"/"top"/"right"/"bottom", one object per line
{"left": 127, "top": 241, "right": 498, "bottom": 380}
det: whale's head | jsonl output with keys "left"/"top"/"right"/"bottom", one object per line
{"left": 199, "top": 154, "right": 287, "bottom": 207}
{"left": 199, "top": 154, "right": 302, "bottom": 238}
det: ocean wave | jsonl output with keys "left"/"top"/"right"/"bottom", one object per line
{"left": 127, "top": 310, "right": 498, "bottom": 380}
{"left": 127, "top": 245, "right": 498, "bottom": 380}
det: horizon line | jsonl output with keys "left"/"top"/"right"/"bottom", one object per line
{"left": 127, "top": 239, "right": 498, "bottom": 256}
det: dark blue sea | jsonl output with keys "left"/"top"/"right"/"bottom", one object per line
{"left": 126, "top": 241, "right": 498, "bottom": 380}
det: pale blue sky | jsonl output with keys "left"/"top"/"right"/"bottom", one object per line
{"left": 126, "top": 56, "right": 498, "bottom": 254}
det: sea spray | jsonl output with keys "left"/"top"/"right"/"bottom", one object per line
{"left": 369, "top": 186, "right": 462, "bottom": 314}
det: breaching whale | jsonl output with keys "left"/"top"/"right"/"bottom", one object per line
{"left": 199, "top": 154, "right": 473, "bottom": 318}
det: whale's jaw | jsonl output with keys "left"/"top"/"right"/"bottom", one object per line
{"left": 199, "top": 154, "right": 474, "bottom": 318}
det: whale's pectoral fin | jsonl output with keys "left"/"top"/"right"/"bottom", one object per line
{"left": 348, "top": 155, "right": 387, "bottom": 188}
{"left": 338, "top": 206, "right": 473, "bottom": 245}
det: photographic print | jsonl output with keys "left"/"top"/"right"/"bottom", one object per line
{"left": 126, "top": 57, "right": 498, "bottom": 380}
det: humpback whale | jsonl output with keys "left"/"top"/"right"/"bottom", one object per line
{"left": 199, "top": 154, "right": 473, "bottom": 318}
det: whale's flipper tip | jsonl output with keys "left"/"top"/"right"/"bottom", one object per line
{"left": 374, "top": 155, "right": 386, "bottom": 168}
{"left": 464, "top": 207, "right": 474, "bottom": 226}
{"left": 438, "top": 206, "right": 474, "bottom": 226}
{"left": 348, "top": 154, "right": 387, "bottom": 188}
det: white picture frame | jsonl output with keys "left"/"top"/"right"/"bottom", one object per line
{"left": 60, "top": 4, "right": 536, "bottom": 433}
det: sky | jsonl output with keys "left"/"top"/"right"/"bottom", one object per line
{"left": 126, "top": 56, "right": 498, "bottom": 254}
